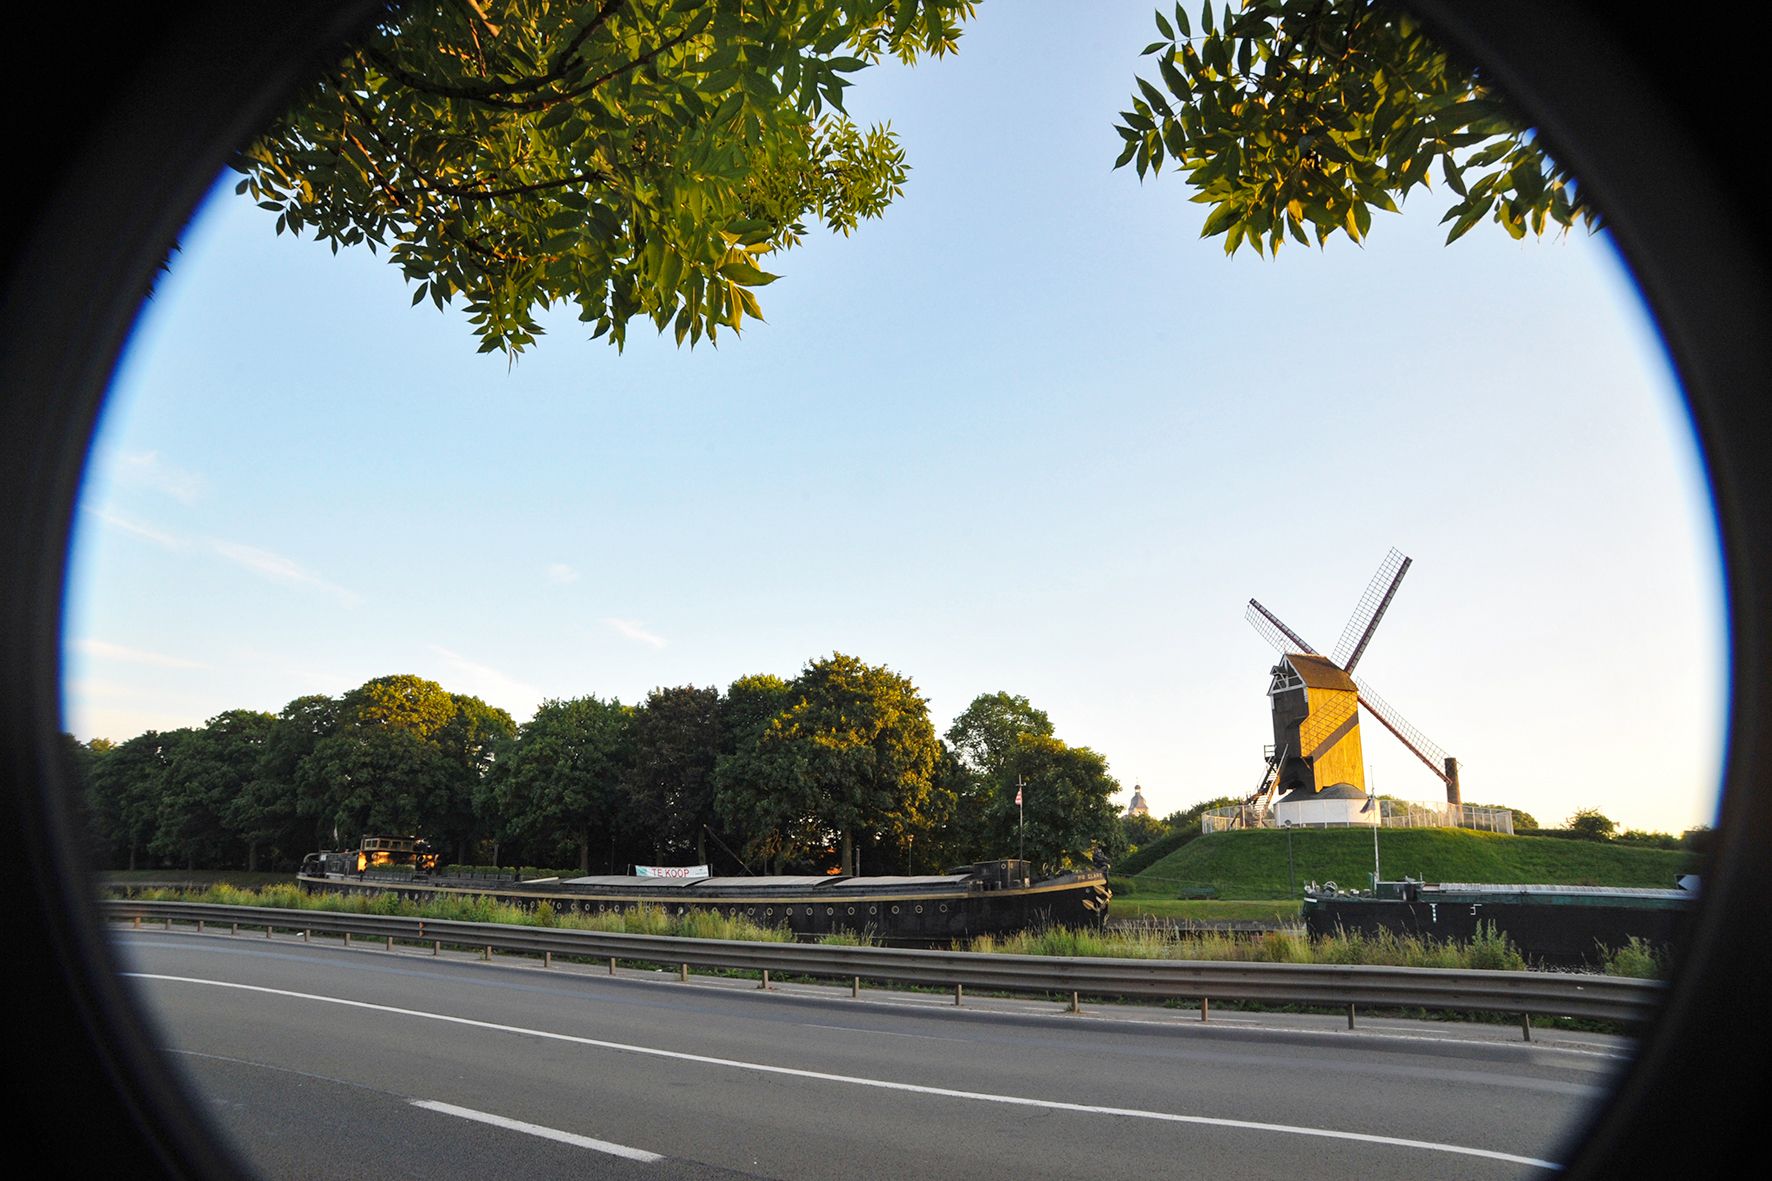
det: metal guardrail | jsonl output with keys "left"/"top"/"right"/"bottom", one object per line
{"left": 105, "top": 900, "right": 1663, "bottom": 1032}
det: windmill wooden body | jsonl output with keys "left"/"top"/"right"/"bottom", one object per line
{"left": 1245, "top": 549, "right": 1461, "bottom": 824}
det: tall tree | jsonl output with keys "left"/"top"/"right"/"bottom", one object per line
{"left": 481, "top": 695, "right": 632, "bottom": 873}
{"left": 1118, "top": 1, "right": 1596, "bottom": 254}
{"left": 744, "top": 652, "right": 941, "bottom": 876}
{"left": 712, "top": 672, "right": 798, "bottom": 871}
{"left": 153, "top": 712, "right": 277, "bottom": 870}
{"left": 237, "top": 0, "right": 975, "bottom": 355}
{"left": 946, "top": 691, "right": 1054, "bottom": 779}
{"left": 296, "top": 675, "right": 462, "bottom": 845}
{"left": 262, "top": 694, "right": 344, "bottom": 851}
{"left": 434, "top": 693, "right": 518, "bottom": 861}
{"left": 624, "top": 684, "right": 722, "bottom": 865}
{"left": 86, "top": 731, "right": 178, "bottom": 870}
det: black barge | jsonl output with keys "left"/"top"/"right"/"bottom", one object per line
{"left": 298, "top": 848, "right": 1109, "bottom": 942}
{"left": 1304, "top": 878, "right": 1695, "bottom": 966}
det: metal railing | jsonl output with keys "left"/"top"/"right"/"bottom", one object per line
{"left": 1203, "top": 801, "right": 1514, "bottom": 834}
{"left": 105, "top": 900, "right": 1660, "bottom": 1034}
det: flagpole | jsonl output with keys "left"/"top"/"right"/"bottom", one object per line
{"left": 1015, "top": 775, "right": 1026, "bottom": 862}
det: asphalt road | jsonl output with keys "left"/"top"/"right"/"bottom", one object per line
{"left": 113, "top": 928, "right": 1626, "bottom": 1179}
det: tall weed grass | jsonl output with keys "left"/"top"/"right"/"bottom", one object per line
{"left": 123, "top": 885, "right": 792, "bottom": 943}
{"left": 969, "top": 920, "right": 1535, "bottom": 971}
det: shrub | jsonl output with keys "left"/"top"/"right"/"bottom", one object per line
{"left": 1602, "top": 937, "right": 1667, "bottom": 979}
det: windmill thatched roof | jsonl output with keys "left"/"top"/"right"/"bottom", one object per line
{"left": 1285, "top": 653, "right": 1357, "bottom": 692}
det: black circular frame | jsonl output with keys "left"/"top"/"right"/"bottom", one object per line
{"left": 1, "top": 3, "right": 1766, "bottom": 1175}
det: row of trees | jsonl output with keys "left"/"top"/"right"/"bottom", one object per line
{"left": 72, "top": 655, "right": 1126, "bottom": 877}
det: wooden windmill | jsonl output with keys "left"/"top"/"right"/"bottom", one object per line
{"left": 1245, "top": 548, "right": 1461, "bottom": 813}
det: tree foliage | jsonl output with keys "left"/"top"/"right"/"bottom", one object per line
{"left": 998, "top": 733, "right": 1126, "bottom": 873}
{"left": 236, "top": 0, "right": 975, "bottom": 355}
{"left": 946, "top": 691, "right": 1053, "bottom": 779}
{"left": 1567, "top": 807, "right": 1618, "bottom": 842}
{"left": 623, "top": 683, "right": 723, "bottom": 862}
{"left": 483, "top": 694, "right": 633, "bottom": 872}
{"left": 715, "top": 653, "right": 940, "bottom": 874}
{"left": 1118, "top": 0, "right": 1597, "bottom": 255}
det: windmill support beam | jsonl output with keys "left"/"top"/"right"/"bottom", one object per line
{"left": 1444, "top": 757, "right": 1462, "bottom": 805}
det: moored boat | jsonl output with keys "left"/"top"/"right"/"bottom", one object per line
{"left": 1303, "top": 877, "right": 1696, "bottom": 966}
{"left": 298, "top": 840, "right": 1110, "bottom": 942}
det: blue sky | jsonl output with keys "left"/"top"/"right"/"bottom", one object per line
{"left": 61, "top": 4, "right": 1726, "bottom": 835}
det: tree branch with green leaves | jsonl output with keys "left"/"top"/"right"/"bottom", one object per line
{"left": 1117, "top": 0, "right": 1597, "bottom": 255}
{"left": 236, "top": 1, "right": 975, "bottom": 356}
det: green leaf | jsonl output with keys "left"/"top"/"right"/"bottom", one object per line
{"left": 1199, "top": 201, "right": 1240, "bottom": 238}
{"left": 1155, "top": 11, "right": 1175, "bottom": 40}
{"left": 1136, "top": 76, "right": 1172, "bottom": 115}
{"left": 720, "top": 259, "right": 779, "bottom": 285}
{"left": 1441, "top": 155, "right": 1467, "bottom": 197}
{"left": 1444, "top": 196, "right": 1496, "bottom": 243}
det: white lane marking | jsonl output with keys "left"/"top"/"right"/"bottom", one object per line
{"left": 130, "top": 974, "right": 1559, "bottom": 1171}
{"left": 410, "top": 1100, "right": 662, "bottom": 1161}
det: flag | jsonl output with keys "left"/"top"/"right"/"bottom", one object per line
{"left": 1015, "top": 786, "right": 1023, "bottom": 806}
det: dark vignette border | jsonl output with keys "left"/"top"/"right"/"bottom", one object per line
{"left": 1, "top": 3, "right": 1764, "bottom": 1175}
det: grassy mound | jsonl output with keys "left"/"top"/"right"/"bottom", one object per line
{"left": 1131, "top": 827, "right": 1695, "bottom": 900}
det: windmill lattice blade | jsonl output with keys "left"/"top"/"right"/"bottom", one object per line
{"left": 1354, "top": 675, "right": 1450, "bottom": 782}
{"left": 1246, "top": 599, "right": 1318, "bottom": 655}
{"left": 1332, "top": 548, "right": 1412, "bottom": 671}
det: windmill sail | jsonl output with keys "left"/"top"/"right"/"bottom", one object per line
{"left": 1246, "top": 599, "right": 1318, "bottom": 655}
{"left": 1332, "top": 548, "right": 1412, "bottom": 672}
{"left": 1353, "top": 675, "right": 1450, "bottom": 784}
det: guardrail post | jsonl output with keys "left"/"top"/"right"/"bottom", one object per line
{"left": 1521, "top": 1013, "right": 1532, "bottom": 1042}
{"left": 386, "top": 935, "right": 394, "bottom": 951}
{"left": 265, "top": 925, "right": 272, "bottom": 939}
{"left": 1069, "top": 991, "right": 1081, "bottom": 1014}
{"left": 484, "top": 945, "right": 493, "bottom": 962}
{"left": 343, "top": 932, "right": 351, "bottom": 947}
{"left": 303, "top": 928, "right": 310, "bottom": 942}
{"left": 1201, "top": 997, "right": 1209, "bottom": 1022}
{"left": 231, "top": 922, "right": 239, "bottom": 936}
{"left": 954, "top": 983, "right": 963, "bottom": 1006}
{"left": 679, "top": 963, "right": 688, "bottom": 983}
{"left": 133, "top": 915, "right": 140, "bottom": 929}
{"left": 197, "top": 920, "right": 204, "bottom": 933}
{"left": 544, "top": 951, "right": 552, "bottom": 969}
{"left": 759, "top": 969, "right": 769, "bottom": 990}
{"left": 609, "top": 957, "right": 617, "bottom": 975}
{"left": 852, "top": 976, "right": 860, "bottom": 999}
{"left": 432, "top": 940, "right": 439, "bottom": 956}
{"left": 1348, "top": 1004, "right": 1356, "bottom": 1029}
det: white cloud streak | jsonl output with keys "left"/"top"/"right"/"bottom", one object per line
{"left": 211, "top": 540, "right": 359, "bottom": 606}
{"left": 603, "top": 617, "right": 667, "bottom": 649}
{"left": 430, "top": 647, "right": 544, "bottom": 714}
{"left": 69, "top": 638, "right": 208, "bottom": 669}
{"left": 86, "top": 506, "right": 190, "bottom": 550}
{"left": 546, "top": 563, "right": 580, "bottom": 585}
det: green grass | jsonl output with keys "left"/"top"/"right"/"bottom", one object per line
{"left": 1132, "top": 828, "right": 1695, "bottom": 900}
